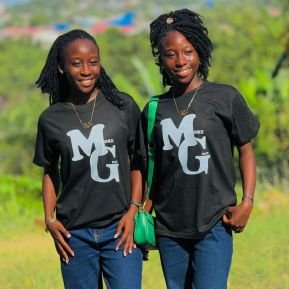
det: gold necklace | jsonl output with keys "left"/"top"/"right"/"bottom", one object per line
{"left": 70, "top": 96, "right": 96, "bottom": 129}
{"left": 173, "top": 82, "right": 201, "bottom": 116}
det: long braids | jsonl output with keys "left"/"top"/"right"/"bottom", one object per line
{"left": 35, "top": 29, "right": 124, "bottom": 109}
{"left": 149, "top": 9, "right": 213, "bottom": 86}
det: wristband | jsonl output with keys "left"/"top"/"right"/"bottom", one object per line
{"left": 242, "top": 194, "right": 254, "bottom": 203}
{"left": 45, "top": 216, "right": 57, "bottom": 233}
{"left": 130, "top": 200, "right": 142, "bottom": 208}
{"left": 47, "top": 216, "right": 57, "bottom": 223}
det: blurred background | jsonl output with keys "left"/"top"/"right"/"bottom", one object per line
{"left": 0, "top": 0, "right": 288, "bottom": 288}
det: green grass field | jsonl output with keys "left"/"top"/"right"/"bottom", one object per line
{"left": 1, "top": 191, "right": 288, "bottom": 289}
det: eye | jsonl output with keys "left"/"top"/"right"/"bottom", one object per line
{"left": 71, "top": 61, "right": 82, "bottom": 67}
{"left": 90, "top": 59, "right": 99, "bottom": 66}
{"left": 163, "top": 51, "right": 175, "bottom": 58}
{"left": 184, "top": 50, "right": 193, "bottom": 55}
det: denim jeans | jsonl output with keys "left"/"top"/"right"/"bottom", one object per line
{"left": 61, "top": 221, "right": 143, "bottom": 289}
{"left": 157, "top": 221, "right": 233, "bottom": 289}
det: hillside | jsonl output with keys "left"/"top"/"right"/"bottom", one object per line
{"left": 2, "top": 0, "right": 285, "bottom": 27}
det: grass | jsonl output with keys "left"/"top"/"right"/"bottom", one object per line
{"left": 229, "top": 190, "right": 289, "bottom": 289}
{"left": 1, "top": 189, "right": 288, "bottom": 289}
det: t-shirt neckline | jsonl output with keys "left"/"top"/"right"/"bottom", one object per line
{"left": 61, "top": 91, "right": 104, "bottom": 112}
{"left": 170, "top": 80, "right": 209, "bottom": 100}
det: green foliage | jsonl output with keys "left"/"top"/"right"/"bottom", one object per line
{"left": 0, "top": 175, "right": 42, "bottom": 237}
{"left": 239, "top": 69, "right": 289, "bottom": 182}
{"left": 131, "top": 57, "right": 165, "bottom": 97}
{"left": 0, "top": 38, "right": 46, "bottom": 101}
{"left": 97, "top": 29, "right": 154, "bottom": 96}
{"left": 30, "top": 13, "right": 49, "bottom": 26}
{"left": 207, "top": 1, "right": 287, "bottom": 86}
{"left": 0, "top": 93, "right": 46, "bottom": 175}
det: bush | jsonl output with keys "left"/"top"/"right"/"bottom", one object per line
{"left": 0, "top": 175, "right": 43, "bottom": 237}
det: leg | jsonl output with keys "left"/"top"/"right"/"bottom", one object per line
{"left": 99, "top": 222, "right": 143, "bottom": 289}
{"left": 61, "top": 228, "right": 101, "bottom": 289}
{"left": 158, "top": 237, "right": 192, "bottom": 289}
{"left": 192, "top": 221, "right": 233, "bottom": 289}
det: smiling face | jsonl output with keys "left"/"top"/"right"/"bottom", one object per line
{"left": 60, "top": 38, "right": 101, "bottom": 101}
{"left": 160, "top": 30, "right": 200, "bottom": 93}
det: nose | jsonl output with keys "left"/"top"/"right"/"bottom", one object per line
{"left": 175, "top": 53, "right": 186, "bottom": 67}
{"left": 80, "top": 63, "right": 91, "bottom": 75}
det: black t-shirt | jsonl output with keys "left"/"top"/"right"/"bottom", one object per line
{"left": 138, "top": 81, "right": 260, "bottom": 239}
{"left": 33, "top": 91, "right": 141, "bottom": 230}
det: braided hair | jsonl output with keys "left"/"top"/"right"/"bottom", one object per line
{"left": 150, "top": 9, "right": 213, "bottom": 86}
{"left": 36, "top": 29, "right": 124, "bottom": 108}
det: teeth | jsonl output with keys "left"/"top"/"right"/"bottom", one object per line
{"left": 81, "top": 80, "right": 92, "bottom": 85}
{"left": 178, "top": 69, "right": 191, "bottom": 75}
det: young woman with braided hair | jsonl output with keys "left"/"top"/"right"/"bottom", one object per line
{"left": 33, "top": 29, "right": 143, "bottom": 289}
{"left": 137, "top": 9, "right": 259, "bottom": 289}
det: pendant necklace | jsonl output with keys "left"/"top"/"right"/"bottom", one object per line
{"left": 173, "top": 82, "right": 201, "bottom": 116}
{"left": 70, "top": 96, "right": 96, "bottom": 129}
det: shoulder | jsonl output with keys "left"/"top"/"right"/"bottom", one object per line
{"left": 206, "top": 81, "right": 239, "bottom": 96}
{"left": 115, "top": 91, "right": 141, "bottom": 112}
{"left": 38, "top": 102, "right": 65, "bottom": 124}
{"left": 117, "top": 91, "right": 138, "bottom": 107}
{"left": 142, "top": 91, "right": 169, "bottom": 112}
{"left": 204, "top": 81, "right": 243, "bottom": 105}
{"left": 117, "top": 92, "right": 142, "bottom": 119}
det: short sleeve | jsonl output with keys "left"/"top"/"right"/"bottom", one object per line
{"left": 125, "top": 98, "right": 148, "bottom": 172}
{"left": 126, "top": 97, "right": 142, "bottom": 156}
{"left": 134, "top": 104, "right": 148, "bottom": 158}
{"left": 33, "top": 119, "right": 59, "bottom": 168}
{"left": 130, "top": 104, "right": 148, "bottom": 173}
{"left": 231, "top": 92, "right": 260, "bottom": 146}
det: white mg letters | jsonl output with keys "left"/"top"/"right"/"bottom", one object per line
{"left": 160, "top": 114, "right": 210, "bottom": 174}
{"left": 67, "top": 125, "right": 119, "bottom": 182}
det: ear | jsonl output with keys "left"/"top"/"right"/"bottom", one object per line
{"left": 58, "top": 65, "right": 64, "bottom": 74}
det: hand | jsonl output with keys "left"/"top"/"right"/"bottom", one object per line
{"left": 45, "top": 219, "right": 74, "bottom": 263}
{"left": 222, "top": 198, "right": 253, "bottom": 233}
{"left": 114, "top": 207, "right": 138, "bottom": 256}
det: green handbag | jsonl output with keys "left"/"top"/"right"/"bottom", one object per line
{"left": 133, "top": 96, "right": 159, "bottom": 250}
{"left": 134, "top": 210, "right": 156, "bottom": 249}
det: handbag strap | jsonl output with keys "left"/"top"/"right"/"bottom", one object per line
{"left": 147, "top": 96, "right": 159, "bottom": 199}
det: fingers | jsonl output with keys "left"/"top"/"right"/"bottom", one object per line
{"left": 114, "top": 221, "right": 124, "bottom": 240}
{"left": 222, "top": 207, "right": 233, "bottom": 224}
{"left": 222, "top": 213, "right": 230, "bottom": 224}
{"left": 55, "top": 240, "right": 70, "bottom": 263}
{"left": 124, "top": 235, "right": 135, "bottom": 256}
{"left": 234, "top": 227, "right": 245, "bottom": 234}
{"left": 54, "top": 234, "right": 75, "bottom": 263}
{"left": 56, "top": 234, "right": 75, "bottom": 257}
{"left": 116, "top": 232, "right": 136, "bottom": 256}
{"left": 115, "top": 218, "right": 136, "bottom": 256}
{"left": 48, "top": 221, "right": 75, "bottom": 261}
{"left": 56, "top": 226, "right": 75, "bottom": 256}
{"left": 223, "top": 207, "right": 246, "bottom": 233}
{"left": 114, "top": 221, "right": 125, "bottom": 253}
{"left": 58, "top": 223, "right": 72, "bottom": 239}
{"left": 115, "top": 232, "right": 127, "bottom": 254}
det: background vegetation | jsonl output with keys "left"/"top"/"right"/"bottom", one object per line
{"left": 0, "top": 0, "right": 289, "bottom": 288}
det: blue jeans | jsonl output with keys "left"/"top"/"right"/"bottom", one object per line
{"left": 61, "top": 221, "right": 143, "bottom": 289}
{"left": 157, "top": 221, "right": 232, "bottom": 289}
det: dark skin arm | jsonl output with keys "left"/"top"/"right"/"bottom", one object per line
{"left": 114, "top": 169, "right": 142, "bottom": 256}
{"left": 42, "top": 167, "right": 74, "bottom": 263}
{"left": 223, "top": 142, "right": 256, "bottom": 233}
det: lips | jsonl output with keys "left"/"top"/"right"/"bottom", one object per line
{"left": 175, "top": 68, "right": 192, "bottom": 77}
{"left": 79, "top": 78, "right": 95, "bottom": 87}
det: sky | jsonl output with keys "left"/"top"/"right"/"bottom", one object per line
{"left": 2, "top": 0, "right": 31, "bottom": 6}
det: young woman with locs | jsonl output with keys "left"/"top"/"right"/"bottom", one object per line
{"left": 33, "top": 29, "right": 143, "bottom": 289}
{"left": 138, "top": 9, "right": 260, "bottom": 289}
